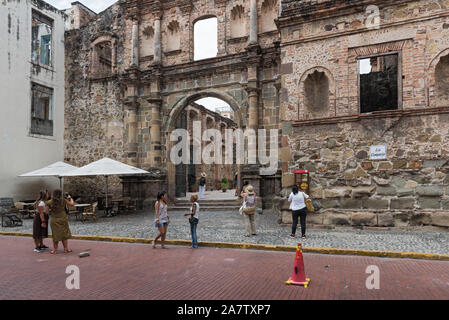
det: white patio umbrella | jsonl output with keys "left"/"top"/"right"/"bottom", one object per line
{"left": 61, "top": 157, "right": 149, "bottom": 210}
{"left": 18, "top": 161, "right": 79, "bottom": 192}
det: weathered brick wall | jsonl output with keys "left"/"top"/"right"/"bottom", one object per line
{"left": 280, "top": 0, "right": 449, "bottom": 121}
{"left": 277, "top": 0, "right": 449, "bottom": 229}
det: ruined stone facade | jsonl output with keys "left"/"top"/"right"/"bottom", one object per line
{"left": 277, "top": 0, "right": 449, "bottom": 229}
{"left": 64, "top": 0, "right": 281, "bottom": 205}
{"left": 64, "top": 0, "right": 449, "bottom": 229}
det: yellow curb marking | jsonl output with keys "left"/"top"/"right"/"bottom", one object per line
{"left": 1, "top": 231, "right": 449, "bottom": 261}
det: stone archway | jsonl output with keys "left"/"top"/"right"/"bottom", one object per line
{"left": 163, "top": 90, "right": 245, "bottom": 200}
{"left": 427, "top": 48, "right": 449, "bottom": 108}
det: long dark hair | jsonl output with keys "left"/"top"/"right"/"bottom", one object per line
{"left": 34, "top": 190, "right": 48, "bottom": 209}
{"left": 292, "top": 185, "right": 299, "bottom": 195}
{"left": 50, "top": 189, "right": 64, "bottom": 211}
{"left": 157, "top": 191, "right": 167, "bottom": 204}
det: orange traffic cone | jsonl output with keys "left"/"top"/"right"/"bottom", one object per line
{"left": 285, "top": 243, "right": 311, "bottom": 287}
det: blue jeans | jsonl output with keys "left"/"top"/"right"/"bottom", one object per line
{"left": 190, "top": 219, "right": 199, "bottom": 248}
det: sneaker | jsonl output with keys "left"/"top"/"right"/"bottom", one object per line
{"left": 301, "top": 235, "right": 306, "bottom": 239}
{"left": 40, "top": 245, "right": 49, "bottom": 250}
{"left": 34, "top": 248, "right": 41, "bottom": 253}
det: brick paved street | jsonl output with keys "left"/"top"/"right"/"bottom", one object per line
{"left": 4, "top": 209, "right": 449, "bottom": 254}
{"left": 1, "top": 236, "right": 448, "bottom": 300}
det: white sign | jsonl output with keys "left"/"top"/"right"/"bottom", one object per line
{"left": 369, "top": 145, "right": 387, "bottom": 160}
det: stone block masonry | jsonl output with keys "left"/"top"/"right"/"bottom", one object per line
{"left": 275, "top": 0, "right": 449, "bottom": 230}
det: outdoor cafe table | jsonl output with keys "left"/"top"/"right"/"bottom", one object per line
{"left": 74, "top": 204, "right": 91, "bottom": 220}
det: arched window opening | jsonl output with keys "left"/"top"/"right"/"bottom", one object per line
{"left": 435, "top": 54, "right": 449, "bottom": 107}
{"left": 92, "top": 41, "right": 112, "bottom": 77}
{"left": 304, "top": 70, "right": 329, "bottom": 113}
{"left": 194, "top": 17, "right": 218, "bottom": 61}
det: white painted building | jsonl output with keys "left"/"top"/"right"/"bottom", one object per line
{"left": 0, "top": 0, "right": 66, "bottom": 200}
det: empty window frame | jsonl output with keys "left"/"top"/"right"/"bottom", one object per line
{"left": 358, "top": 53, "right": 401, "bottom": 113}
{"left": 32, "top": 11, "right": 53, "bottom": 67}
{"left": 194, "top": 17, "right": 218, "bottom": 61}
{"left": 31, "top": 83, "right": 54, "bottom": 136}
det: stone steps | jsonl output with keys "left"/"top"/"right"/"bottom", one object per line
{"left": 172, "top": 198, "right": 242, "bottom": 211}
{"left": 170, "top": 205, "right": 241, "bottom": 211}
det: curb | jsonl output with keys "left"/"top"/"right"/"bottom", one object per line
{"left": 1, "top": 231, "right": 449, "bottom": 261}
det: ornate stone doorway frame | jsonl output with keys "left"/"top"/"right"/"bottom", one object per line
{"left": 163, "top": 90, "right": 247, "bottom": 201}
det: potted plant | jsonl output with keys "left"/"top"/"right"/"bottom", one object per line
{"left": 221, "top": 178, "right": 229, "bottom": 192}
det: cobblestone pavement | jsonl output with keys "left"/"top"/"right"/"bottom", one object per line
{"left": 3, "top": 208, "right": 449, "bottom": 255}
{"left": 1, "top": 236, "right": 448, "bottom": 300}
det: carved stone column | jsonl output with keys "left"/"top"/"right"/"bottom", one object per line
{"left": 153, "top": 16, "right": 162, "bottom": 65}
{"left": 249, "top": 0, "right": 258, "bottom": 45}
{"left": 148, "top": 98, "right": 162, "bottom": 167}
{"left": 247, "top": 87, "right": 259, "bottom": 131}
{"left": 131, "top": 19, "right": 139, "bottom": 67}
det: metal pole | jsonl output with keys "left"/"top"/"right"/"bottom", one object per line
{"left": 105, "top": 175, "right": 109, "bottom": 210}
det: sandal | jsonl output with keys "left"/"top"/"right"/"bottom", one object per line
{"left": 64, "top": 249, "right": 73, "bottom": 253}
{"left": 50, "top": 250, "right": 57, "bottom": 254}
{"left": 244, "top": 234, "right": 250, "bottom": 237}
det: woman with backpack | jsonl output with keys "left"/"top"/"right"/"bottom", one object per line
{"left": 241, "top": 185, "right": 257, "bottom": 237}
{"left": 288, "top": 185, "right": 310, "bottom": 239}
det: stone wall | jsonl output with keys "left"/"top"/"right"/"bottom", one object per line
{"left": 64, "top": 5, "right": 127, "bottom": 201}
{"left": 277, "top": 0, "right": 449, "bottom": 229}
{"left": 276, "top": 112, "right": 449, "bottom": 229}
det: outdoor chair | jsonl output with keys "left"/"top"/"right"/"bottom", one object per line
{"left": 67, "top": 205, "right": 81, "bottom": 221}
{"left": 97, "top": 197, "right": 113, "bottom": 216}
{"left": 1, "top": 198, "right": 23, "bottom": 227}
{"left": 123, "top": 197, "right": 137, "bottom": 213}
{"left": 82, "top": 202, "right": 98, "bottom": 223}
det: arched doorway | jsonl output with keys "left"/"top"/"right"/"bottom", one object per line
{"left": 164, "top": 91, "right": 246, "bottom": 200}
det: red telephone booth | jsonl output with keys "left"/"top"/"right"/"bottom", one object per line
{"left": 294, "top": 169, "right": 310, "bottom": 194}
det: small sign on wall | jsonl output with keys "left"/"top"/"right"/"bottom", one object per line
{"left": 369, "top": 145, "right": 387, "bottom": 160}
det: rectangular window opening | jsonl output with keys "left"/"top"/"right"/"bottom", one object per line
{"left": 31, "top": 83, "right": 54, "bottom": 136}
{"left": 359, "top": 53, "right": 399, "bottom": 113}
{"left": 32, "top": 11, "right": 53, "bottom": 67}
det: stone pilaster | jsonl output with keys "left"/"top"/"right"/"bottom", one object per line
{"left": 123, "top": 97, "right": 140, "bottom": 167}
{"left": 148, "top": 97, "right": 162, "bottom": 168}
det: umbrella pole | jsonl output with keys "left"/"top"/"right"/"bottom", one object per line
{"left": 106, "top": 175, "right": 109, "bottom": 212}
{"left": 59, "top": 177, "right": 63, "bottom": 192}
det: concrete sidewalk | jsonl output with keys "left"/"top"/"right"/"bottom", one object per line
{"left": 1, "top": 236, "right": 448, "bottom": 300}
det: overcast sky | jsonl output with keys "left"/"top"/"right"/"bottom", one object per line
{"left": 46, "top": 0, "right": 230, "bottom": 113}
{"left": 46, "top": 0, "right": 117, "bottom": 13}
